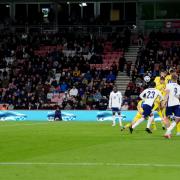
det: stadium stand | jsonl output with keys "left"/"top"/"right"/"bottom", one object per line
{"left": 124, "top": 31, "right": 180, "bottom": 108}
{"left": 0, "top": 31, "right": 127, "bottom": 110}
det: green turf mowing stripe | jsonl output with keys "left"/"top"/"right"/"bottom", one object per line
{"left": 0, "top": 162, "right": 180, "bottom": 168}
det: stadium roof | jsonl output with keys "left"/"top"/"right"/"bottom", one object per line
{"left": 0, "top": 0, "right": 180, "bottom": 3}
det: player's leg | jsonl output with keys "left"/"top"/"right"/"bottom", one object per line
{"left": 130, "top": 116, "right": 145, "bottom": 132}
{"left": 164, "top": 120, "right": 176, "bottom": 138}
{"left": 158, "top": 109, "right": 166, "bottom": 130}
{"left": 146, "top": 114, "right": 154, "bottom": 133}
{"left": 112, "top": 111, "right": 116, "bottom": 126}
{"left": 129, "top": 104, "right": 152, "bottom": 134}
{"left": 129, "top": 112, "right": 146, "bottom": 133}
{"left": 151, "top": 103, "right": 159, "bottom": 130}
{"left": 164, "top": 106, "right": 180, "bottom": 138}
{"left": 117, "top": 111, "right": 125, "bottom": 130}
{"left": 162, "top": 107, "right": 170, "bottom": 128}
{"left": 150, "top": 110, "right": 157, "bottom": 131}
{"left": 112, "top": 108, "right": 119, "bottom": 126}
{"left": 125, "top": 112, "right": 142, "bottom": 129}
{"left": 176, "top": 122, "right": 180, "bottom": 136}
{"left": 151, "top": 120, "right": 157, "bottom": 130}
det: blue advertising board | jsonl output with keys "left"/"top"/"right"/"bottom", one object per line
{"left": 0, "top": 110, "right": 161, "bottom": 122}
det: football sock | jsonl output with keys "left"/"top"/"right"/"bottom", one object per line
{"left": 112, "top": 115, "right": 116, "bottom": 126}
{"left": 132, "top": 118, "right": 144, "bottom": 129}
{"left": 176, "top": 122, "right": 180, "bottom": 133}
{"left": 125, "top": 123, "right": 131, "bottom": 128}
{"left": 166, "top": 121, "right": 176, "bottom": 135}
{"left": 118, "top": 116, "right": 122, "bottom": 127}
{"left": 151, "top": 121, "right": 157, "bottom": 130}
{"left": 147, "top": 116, "right": 154, "bottom": 129}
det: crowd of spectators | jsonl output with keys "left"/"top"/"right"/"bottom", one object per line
{"left": 1, "top": 29, "right": 180, "bottom": 111}
{"left": 124, "top": 30, "right": 180, "bottom": 109}
{"left": 0, "top": 30, "right": 131, "bottom": 110}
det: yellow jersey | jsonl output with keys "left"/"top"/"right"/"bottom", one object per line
{"left": 165, "top": 75, "right": 171, "bottom": 85}
{"left": 156, "top": 83, "right": 166, "bottom": 97}
{"left": 154, "top": 76, "right": 161, "bottom": 86}
{"left": 137, "top": 100, "right": 143, "bottom": 113}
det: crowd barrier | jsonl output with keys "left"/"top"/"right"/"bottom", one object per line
{"left": 0, "top": 110, "right": 161, "bottom": 122}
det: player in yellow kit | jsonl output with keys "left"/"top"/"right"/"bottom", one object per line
{"left": 125, "top": 99, "right": 157, "bottom": 130}
{"left": 177, "top": 122, "right": 180, "bottom": 136}
{"left": 154, "top": 76, "right": 166, "bottom": 129}
{"left": 124, "top": 100, "right": 144, "bottom": 129}
{"left": 165, "top": 68, "right": 176, "bottom": 84}
{"left": 154, "top": 70, "right": 167, "bottom": 87}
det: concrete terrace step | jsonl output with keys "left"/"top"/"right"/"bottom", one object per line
{"left": 117, "top": 75, "right": 130, "bottom": 78}
{"left": 125, "top": 58, "right": 136, "bottom": 61}
{"left": 118, "top": 72, "right": 129, "bottom": 75}
{"left": 125, "top": 55, "right": 137, "bottom": 57}
{"left": 128, "top": 47, "right": 140, "bottom": 50}
{"left": 127, "top": 51, "right": 139, "bottom": 54}
{"left": 116, "top": 80, "right": 130, "bottom": 82}
{"left": 116, "top": 84, "right": 129, "bottom": 86}
{"left": 125, "top": 54, "right": 137, "bottom": 56}
{"left": 116, "top": 81, "right": 130, "bottom": 83}
{"left": 116, "top": 78, "right": 129, "bottom": 80}
{"left": 116, "top": 82, "right": 129, "bottom": 86}
{"left": 125, "top": 57, "right": 137, "bottom": 59}
{"left": 128, "top": 49, "right": 139, "bottom": 52}
{"left": 125, "top": 56, "right": 137, "bottom": 58}
{"left": 125, "top": 51, "right": 138, "bottom": 54}
{"left": 116, "top": 82, "right": 129, "bottom": 84}
{"left": 116, "top": 76, "right": 130, "bottom": 79}
{"left": 116, "top": 81, "right": 129, "bottom": 83}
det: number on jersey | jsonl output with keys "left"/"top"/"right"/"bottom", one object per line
{"left": 146, "top": 91, "right": 155, "bottom": 99}
{"left": 174, "top": 87, "right": 177, "bottom": 96}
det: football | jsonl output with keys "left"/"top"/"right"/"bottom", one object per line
{"left": 144, "top": 75, "right": 151, "bottom": 82}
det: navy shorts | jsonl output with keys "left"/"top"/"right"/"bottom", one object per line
{"left": 166, "top": 105, "right": 180, "bottom": 118}
{"left": 142, "top": 104, "right": 152, "bottom": 118}
{"left": 111, "top": 108, "right": 121, "bottom": 113}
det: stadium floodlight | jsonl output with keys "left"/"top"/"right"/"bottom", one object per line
{"left": 79, "top": 3, "right": 87, "bottom": 7}
{"left": 67, "top": 2, "right": 70, "bottom": 4}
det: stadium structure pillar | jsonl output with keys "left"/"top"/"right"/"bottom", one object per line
{"left": 94, "top": 2, "right": 100, "bottom": 18}
{"left": 154, "top": 1, "right": 157, "bottom": 19}
{"left": 80, "top": 5, "right": 83, "bottom": 19}
{"left": 123, "top": 0, "right": 126, "bottom": 21}
{"left": 10, "top": 2, "right": 15, "bottom": 21}
{"left": 26, "top": 4, "right": 29, "bottom": 19}
{"left": 54, "top": 3, "right": 58, "bottom": 29}
{"left": 136, "top": 2, "right": 141, "bottom": 31}
{"left": 68, "top": 2, "right": 71, "bottom": 17}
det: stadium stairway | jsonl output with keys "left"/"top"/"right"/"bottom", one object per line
{"left": 116, "top": 45, "right": 140, "bottom": 95}
{"left": 116, "top": 72, "right": 130, "bottom": 95}
{"left": 125, "top": 45, "right": 140, "bottom": 72}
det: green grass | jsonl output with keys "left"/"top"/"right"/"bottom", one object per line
{"left": 0, "top": 121, "right": 180, "bottom": 180}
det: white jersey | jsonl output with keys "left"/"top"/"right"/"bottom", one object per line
{"left": 140, "top": 88, "right": 163, "bottom": 107}
{"left": 166, "top": 83, "right": 180, "bottom": 107}
{"left": 109, "top": 91, "right": 122, "bottom": 109}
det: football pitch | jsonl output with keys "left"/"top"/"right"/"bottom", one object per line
{"left": 0, "top": 121, "right": 180, "bottom": 180}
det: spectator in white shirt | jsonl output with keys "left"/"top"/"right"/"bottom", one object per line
{"left": 121, "top": 102, "right": 129, "bottom": 110}
{"left": 69, "top": 86, "right": 78, "bottom": 97}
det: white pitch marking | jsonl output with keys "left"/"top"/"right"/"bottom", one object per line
{"left": 0, "top": 162, "right": 180, "bottom": 167}
{"left": 0, "top": 122, "right": 51, "bottom": 127}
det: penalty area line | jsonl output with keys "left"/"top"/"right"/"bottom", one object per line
{"left": 0, "top": 162, "right": 180, "bottom": 167}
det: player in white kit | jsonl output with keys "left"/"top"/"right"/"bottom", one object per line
{"left": 129, "top": 82, "right": 163, "bottom": 134}
{"left": 164, "top": 75, "right": 180, "bottom": 139}
{"left": 108, "top": 86, "right": 123, "bottom": 129}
